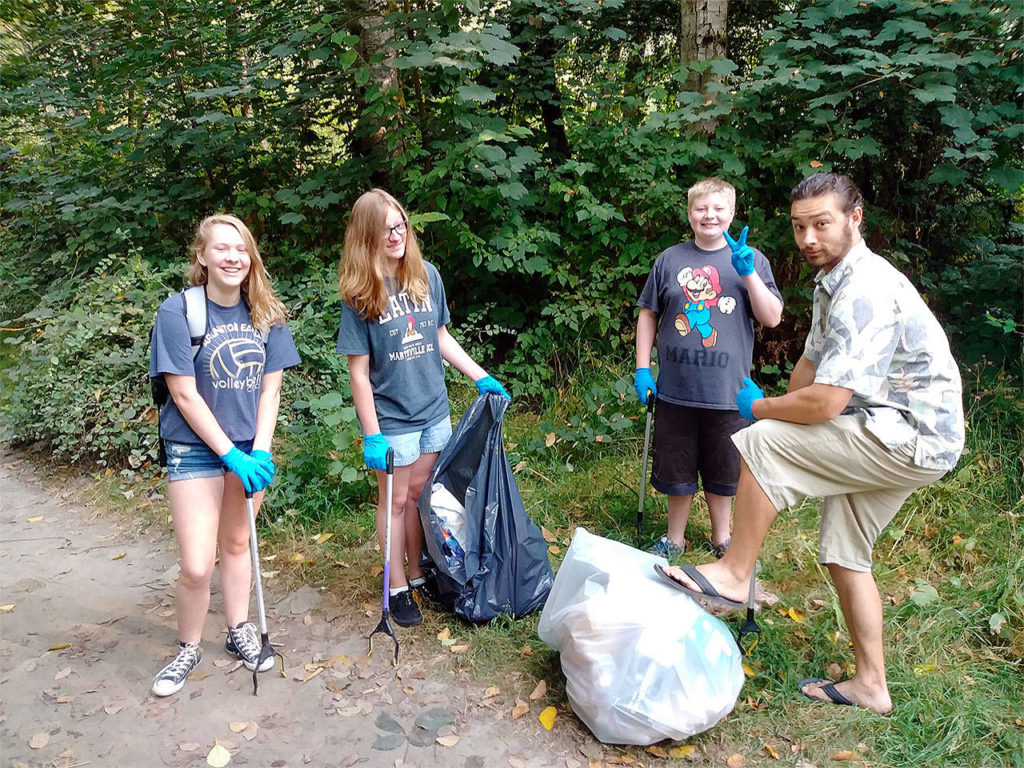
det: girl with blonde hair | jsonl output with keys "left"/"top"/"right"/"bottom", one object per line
{"left": 148, "top": 214, "right": 301, "bottom": 696}
{"left": 337, "top": 189, "right": 508, "bottom": 627}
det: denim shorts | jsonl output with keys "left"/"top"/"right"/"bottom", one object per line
{"left": 383, "top": 416, "right": 452, "bottom": 467}
{"left": 164, "top": 439, "right": 253, "bottom": 482}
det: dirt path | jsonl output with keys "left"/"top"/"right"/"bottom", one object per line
{"left": 0, "top": 450, "right": 587, "bottom": 768}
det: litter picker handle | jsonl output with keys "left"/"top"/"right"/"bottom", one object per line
{"left": 636, "top": 393, "right": 655, "bottom": 548}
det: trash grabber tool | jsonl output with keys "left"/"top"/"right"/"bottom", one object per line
{"left": 636, "top": 393, "right": 655, "bottom": 548}
{"left": 368, "top": 448, "right": 399, "bottom": 666}
{"left": 244, "top": 489, "right": 284, "bottom": 695}
{"left": 737, "top": 560, "right": 762, "bottom": 656}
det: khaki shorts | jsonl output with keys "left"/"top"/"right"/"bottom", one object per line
{"left": 732, "top": 414, "right": 946, "bottom": 572}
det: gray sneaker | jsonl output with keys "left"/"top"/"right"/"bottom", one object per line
{"left": 225, "top": 621, "right": 274, "bottom": 672}
{"left": 151, "top": 641, "right": 202, "bottom": 697}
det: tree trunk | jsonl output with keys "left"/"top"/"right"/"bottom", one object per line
{"left": 354, "top": 0, "right": 404, "bottom": 187}
{"left": 679, "top": 0, "right": 727, "bottom": 92}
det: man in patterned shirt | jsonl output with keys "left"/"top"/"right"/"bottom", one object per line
{"left": 655, "top": 173, "right": 964, "bottom": 714}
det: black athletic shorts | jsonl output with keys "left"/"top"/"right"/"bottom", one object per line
{"left": 650, "top": 399, "right": 748, "bottom": 497}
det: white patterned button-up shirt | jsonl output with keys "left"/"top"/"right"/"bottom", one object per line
{"left": 804, "top": 240, "right": 965, "bottom": 470}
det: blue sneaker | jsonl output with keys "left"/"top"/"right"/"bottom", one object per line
{"left": 648, "top": 535, "right": 685, "bottom": 558}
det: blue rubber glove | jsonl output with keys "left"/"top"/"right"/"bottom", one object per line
{"left": 724, "top": 226, "right": 755, "bottom": 277}
{"left": 736, "top": 377, "right": 764, "bottom": 421}
{"left": 475, "top": 375, "right": 510, "bottom": 399}
{"left": 220, "top": 446, "right": 274, "bottom": 494}
{"left": 634, "top": 368, "right": 657, "bottom": 404}
{"left": 363, "top": 432, "right": 390, "bottom": 471}
{"left": 250, "top": 449, "right": 276, "bottom": 488}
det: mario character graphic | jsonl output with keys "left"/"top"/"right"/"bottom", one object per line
{"left": 674, "top": 265, "right": 736, "bottom": 348}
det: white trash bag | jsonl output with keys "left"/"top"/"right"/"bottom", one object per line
{"left": 537, "top": 527, "right": 744, "bottom": 745}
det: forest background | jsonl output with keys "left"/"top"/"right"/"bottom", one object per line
{"left": 0, "top": 1, "right": 1022, "bottom": 766}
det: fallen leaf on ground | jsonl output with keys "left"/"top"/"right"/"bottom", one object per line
{"left": 48, "top": 642, "right": 71, "bottom": 651}
{"left": 529, "top": 680, "right": 547, "bottom": 700}
{"left": 669, "top": 746, "right": 695, "bottom": 758}
{"left": 28, "top": 515, "right": 43, "bottom": 522}
{"left": 242, "top": 722, "right": 258, "bottom": 741}
{"left": 104, "top": 704, "right": 123, "bottom": 715}
{"left": 483, "top": 686, "right": 500, "bottom": 699}
{"left": 830, "top": 750, "right": 865, "bottom": 762}
{"left": 450, "top": 644, "right": 469, "bottom": 653}
{"left": 229, "top": 722, "right": 248, "bottom": 733}
{"left": 511, "top": 701, "right": 529, "bottom": 720}
{"left": 647, "top": 746, "right": 667, "bottom": 757}
{"left": 727, "top": 754, "right": 746, "bottom": 767}
{"left": 509, "top": 757, "right": 526, "bottom": 768}
{"left": 520, "top": 645, "right": 532, "bottom": 655}
{"left": 436, "top": 734, "right": 460, "bottom": 747}
{"left": 29, "top": 732, "right": 49, "bottom": 749}
{"left": 787, "top": 607, "right": 806, "bottom": 622}
{"left": 0, "top": 605, "right": 14, "bottom": 612}
{"left": 539, "top": 706, "right": 556, "bottom": 730}
{"left": 437, "top": 627, "right": 451, "bottom": 641}
{"left": 742, "top": 663, "right": 755, "bottom": 678}
{"left": 763, "top": 743, "right": 780, "bottom": 759}
{"left": 54, "top": 667, "right": 71, "bottom": 679}
{"left": 316, "top": 532, "right": 334, "bottom": 544}
{"left": 541, "top": 526, "right": 557, "bottom": 543}
{"left": 111, "top": 552, "right": 126, "bottom": 560}
{"left": 548, "top": 545, "right": 561, "bottom": 555}
{"left": 302, "top": 667, "right": 324, "bottom": 683}
{"left": 179, "top": 742, "right": 200, "bottom": 752}
{"left": 206, "top": 741, "right": 231, "bottom": 767}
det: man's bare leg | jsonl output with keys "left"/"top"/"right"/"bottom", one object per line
{"left": 800, "top": 564, "right": 893, "bottom": 714}
{"left": 660, "top": 459, "right": 776, "bottom": 603}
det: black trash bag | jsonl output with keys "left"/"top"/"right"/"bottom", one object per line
{"left": 418, "top": 394, "right": 554, "bottom": 622}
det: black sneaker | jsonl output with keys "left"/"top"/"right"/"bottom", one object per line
{"left": 389, "top": 589, "right": 423, "bottom": 627}
{"left": 151, "top": 641, "right": 202, "bottom": 697}
{"left": 225, "top": 621, "right": 274, "bottom": 672}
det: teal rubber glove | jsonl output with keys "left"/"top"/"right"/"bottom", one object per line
{"left": 634, "top": 368, "right": 657, "bottom": 404}
{"left": 363, "top": 433, "right": 390, "bottom": 471}
{"left": 736, "top": 377, "right": 764, "bottom": 421}
{"left": 724, "top": 226, "right": 755, "bottom": 277}
{"left": 250, "top": 449, "right": 276, "bottom": 488}
{"left": 475, "top": 375, "right": 510, "bottom": 399}
{"left": 220, "top": 446, "right": 274, "bottom": 493}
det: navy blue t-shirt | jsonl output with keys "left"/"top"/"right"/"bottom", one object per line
{"left": 336, "top": 262, "right": 451, "bottom": 434}
{"left": 149, "top": 293, "right": 301, "bottom": 443}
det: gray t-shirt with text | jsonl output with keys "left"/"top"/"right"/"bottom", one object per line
{"left": 638, "top": 240, "right": 782, "bottom": 409}
{"left": 336, "top": 261, "right": 452, "bottom": 434}
{"left": 149, "top": 294, "right": 301, "bottom": 444}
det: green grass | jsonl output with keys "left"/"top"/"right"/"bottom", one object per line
{"left": 66, "top": 364, "right": 1024, "bottom": 767}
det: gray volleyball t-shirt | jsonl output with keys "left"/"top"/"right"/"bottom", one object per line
{"left": 150, "top": 294, "right": 301, "bottom": 443}
{"left": 336, "top": 261, "right": 451, "bottom": 434}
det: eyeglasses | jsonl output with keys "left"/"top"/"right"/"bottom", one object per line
{"left": 384, "top": 220, "right": 408, "bottom": 239}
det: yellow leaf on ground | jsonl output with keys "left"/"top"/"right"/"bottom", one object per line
{"left": 647, "top": 746, "right": 667, "bottom": 757}
{"left": 437, "top": 627, "right": 451, "bottom": 641}
{"left": 206, "top": 741, "right": 232, "bottom": 767}
{"left": 742, "top": 663, "right": 755, "bottom": 678}
{"left": 540, "top": 526, "right": 557, "bottom": 543}
{"left": 112, "top": 552, "right": 126, "bottom": 560}
{"left": 0, "top": 605, "right": 13, "bottom": 612}
{"left": 529, "top": 680, "right": 547, "bottom": 700}
{"left": 545, "top": 432, "right": 556, "bottom": 447}
{"left": 316, "top": 532, "right": 334, "bottom": 544}
{"left": 436, "top": 734, "right": 460, "bottom": 747}
{"left": 668, "top": 746, "right": 695, "bottom": 758}
{"left": 810, "top": 160, "right": 823, "bottom": 168}
{"left": 290, "top": 553, "right": 304, "bottom": 562}
{"left": 763, "top": 743, "right": 779, "bottom": 759}
{"left": 726, "top": 754, "right": 747, "bottom": 767}
{"left": 830, "top": 750, "right": 865, "bottom": 762}
{"left": 538, "top": 706, "right": 556, "bottom": 730}
{"left": 787, "top": 607, "right": 806, "bottom": 622}
{"left": 27, "top": 515, "right": 43, "bottom": 522}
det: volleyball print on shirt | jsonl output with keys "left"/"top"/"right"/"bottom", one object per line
{"left": 205, "top": 321, "right": 265, "bottom": 393}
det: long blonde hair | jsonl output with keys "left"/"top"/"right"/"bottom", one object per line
{"left": 188, "top": 214, "right": 288, "bottom": 332}
{"left": 337, "top": 189, "right": 428, "bottom": 320}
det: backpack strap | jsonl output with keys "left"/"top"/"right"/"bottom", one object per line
{"left": 181, "top": 285, "right": 208, "bottom": 360}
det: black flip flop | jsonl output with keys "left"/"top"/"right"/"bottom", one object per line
{"left": 652, "top": 563, "right": 745, "bottom": 611}
{"left": 797, "top": 677, "right": 854, "bottom": 706}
